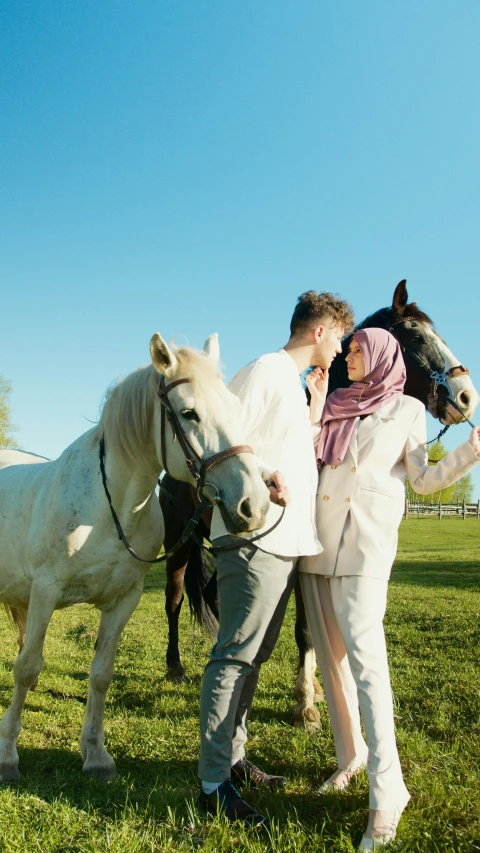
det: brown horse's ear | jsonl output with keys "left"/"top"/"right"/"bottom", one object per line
{"left": 392, "top": 280, "right": 408, "bottom": 316}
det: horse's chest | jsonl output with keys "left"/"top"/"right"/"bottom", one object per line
{"left": 56, "top": 553, "right": 147, "bottom": 609}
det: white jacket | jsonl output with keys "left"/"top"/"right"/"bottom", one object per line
{"left": 300, "top": 395, "right": 480, "bottom": 580}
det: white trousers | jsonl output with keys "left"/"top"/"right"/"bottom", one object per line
{"left": 300, "top": 573, "right": 410, "bottom": 811}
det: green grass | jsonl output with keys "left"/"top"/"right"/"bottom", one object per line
{"left": 0, "top": 518, "right": 479, "bottom": 852}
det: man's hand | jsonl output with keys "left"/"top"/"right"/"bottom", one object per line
{"left": 265, "top": 470, "right": 290, "bottom": 507}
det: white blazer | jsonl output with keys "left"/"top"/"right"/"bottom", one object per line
{"left": 300, "top": 395, "right": 480, "bottom": 581}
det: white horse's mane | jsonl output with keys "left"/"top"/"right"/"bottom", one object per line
{"left": 99, "top": 345, "right": 223, "bottom": 467}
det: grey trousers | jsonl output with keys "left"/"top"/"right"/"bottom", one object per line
{"left": 198, "top": 538, "right": 297, "bottom": 783}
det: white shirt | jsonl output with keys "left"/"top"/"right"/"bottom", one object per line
{"left": 210, "top": 349, "right": 322, "bottom": 558}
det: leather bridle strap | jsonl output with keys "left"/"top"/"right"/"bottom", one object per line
{"left": 159, "top": 480, "right": 287, "bottom": 556}
{"left": 99, "top": 435, "right": 199, "bottom": 564}
{"left": 200, "top": 445, "right": 253, "bottom": 479}
{"left": 388, "top": 319, "right": 474, "bottom": 430}
{"left": 158, "top": 377, "right": 201, "bottom": 480}
{"left": 157, "top": 376, "right": 254, "bottom": 483}
{"left": 210, "top": 506, "right": 286, "bottom": 554}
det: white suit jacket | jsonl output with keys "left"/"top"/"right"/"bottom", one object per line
{"left": 299, "top": 395, "right": 480, "bottom": 580}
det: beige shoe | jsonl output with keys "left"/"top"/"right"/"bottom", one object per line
{"left": 358, "top": 808, "right": 402, "bottom": 850}
{"left": 317, "top": 764, "right": 365, "bottom": 794}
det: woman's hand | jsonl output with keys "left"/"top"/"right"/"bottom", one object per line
{"left": 468, "top": 426, "right": 480, "bottom": 457}
{"left": 265, "top": 470, "right": 290, "bottom": 507}
{"left": 306, "top": 367, "right": 329, "bottom": 424}
{"left": 306, "top": 366, "right": 329, "bottom": 397}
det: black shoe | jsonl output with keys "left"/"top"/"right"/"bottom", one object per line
{"left": 197, "top": 779, "right": 266, "bottom": 826}
{"left": 231, "top": 758, "right": 287, "bottom": 790}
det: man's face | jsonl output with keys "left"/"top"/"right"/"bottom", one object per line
{"left": 312, "top": 322, "right": 344, "bottom": 369}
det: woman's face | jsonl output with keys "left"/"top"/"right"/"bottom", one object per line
{"left": 345, "top": 338, "right": 366, "bottom": 381}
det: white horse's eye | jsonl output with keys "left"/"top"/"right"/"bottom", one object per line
{"left": 181, "top": 409, "right": 200, "bottom": 423}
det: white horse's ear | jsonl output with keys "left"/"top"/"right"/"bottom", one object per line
{"left": 150, "top": 333, "right": 178, "bottom": 376}
{"left": 203, "top": 333, "right": 220, "bottom": 364}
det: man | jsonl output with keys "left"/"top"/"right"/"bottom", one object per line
{"left": 198, "top": 290, "right": 354, "bottom": 825}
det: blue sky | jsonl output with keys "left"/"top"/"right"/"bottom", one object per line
{"left": 1, "top": 1, "right": 479, "bottom": 495}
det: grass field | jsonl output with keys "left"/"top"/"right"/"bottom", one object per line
{"left": 0, "top": 517, "right": 479, "bottom": 852}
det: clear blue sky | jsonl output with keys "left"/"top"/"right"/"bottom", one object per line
{"left": 1, "top": 1, "right": 479, "bottom": 495}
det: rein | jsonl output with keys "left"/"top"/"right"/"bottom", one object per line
{"left": 99, "top": 436, "right": 204, "bottom": 564}
{"left": 99, "top": 374, "right": 285, "bottom": 563}
{"left": 388, "top": 317, "right": 475, "bottom": 445}
{"left": 159, "top": 481, "right": 286, "bottom": 556}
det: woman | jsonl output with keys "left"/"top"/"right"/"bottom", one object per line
{"left": 301, "top": 327, "right": 480, "bottom": 851}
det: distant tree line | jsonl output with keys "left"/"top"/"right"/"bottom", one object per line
{"left": 406, "top": 439, "right": 474, "bottom": 504}
{"left": 0, "top": 375, "right": 17, "bottom": 448}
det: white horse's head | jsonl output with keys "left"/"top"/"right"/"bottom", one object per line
{"left": 149, "top": 333, "right": 270, "bottom": 533}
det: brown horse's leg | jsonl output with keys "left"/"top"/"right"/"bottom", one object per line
{"left": 164, "top": 545, "right": 191, "bottom": 683}
{"left": 292, "top": 577, "right": 323, "bottom": 730}
{"left": 160, "top": 477, "right": 198, "bottom": 684}
{"left": 160, "top": 477, "right": 218, "bottom": 683}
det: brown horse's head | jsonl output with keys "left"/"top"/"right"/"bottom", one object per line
{"left": 329, "top": 279, "right": 479, "bottom": 426}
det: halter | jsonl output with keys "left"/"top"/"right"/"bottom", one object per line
{"left": 157, "top": 375, "right": 253, "bottom": 499}
{"left": 100, "top": 374, "right": 284, "bottom": 563}
{"left": 388, "top": 317, "right": 475, "bottom": 441}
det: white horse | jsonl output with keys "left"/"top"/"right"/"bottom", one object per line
{"left": 0, "top": 332, "right": 269, "bottom": 782}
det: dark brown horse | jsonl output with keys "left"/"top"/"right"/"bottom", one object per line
{"left": 159, "top": 280, "right": 478, "bottom": 728}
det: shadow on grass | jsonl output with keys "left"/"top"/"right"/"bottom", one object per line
{"left": 9, "top": 745, "right": 368, "bottom": 836}
{"left": 391, "top": 559, "right": 480, "bottom": 590}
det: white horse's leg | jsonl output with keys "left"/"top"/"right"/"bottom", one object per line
{"left": 0, "top": 585, "right": 58, "bottom": 781}
{"left": 80, "top": 582, "right": 143, "bottom": 781}
{"left": 293, "top": 648, "right": 323, "bottom": 730}
{"left": 313, "top": 658, "right": 324, "bottom": 704}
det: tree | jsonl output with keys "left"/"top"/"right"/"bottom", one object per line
{"left": 406, "top": 439, "right": 473, "bottom": 504}
{"left": 0, "top": 375, "right": 17, "bottom": 448}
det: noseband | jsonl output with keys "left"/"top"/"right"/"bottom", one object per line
{"left": 389, "top": 318, "right": 474, "bottom": 432}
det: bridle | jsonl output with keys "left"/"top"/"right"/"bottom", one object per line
{"left": 100, "top": 374, "right": 284, "bottom": 563}
{"left": 157, "top": 375, "right": 253, "bottom": 505}
{"left": 388, "top": 317, "right": 475, "bottom": 441}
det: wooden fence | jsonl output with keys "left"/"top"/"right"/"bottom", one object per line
{"left": 404, "top": 499, "right": 480, "bottom": 519}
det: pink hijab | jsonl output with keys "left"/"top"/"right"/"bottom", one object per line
{"left": 316, "top": 328, "right": 406, "bottom": 467}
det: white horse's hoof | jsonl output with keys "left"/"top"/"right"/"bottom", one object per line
{"left": 0, "top": 763, "right": 21, "bottom": 783}
{"left": 292, "top": 706, "right": 321, "bottom": 731}
{"left": 83, "top": 763, "right": 119, "bottom": 782}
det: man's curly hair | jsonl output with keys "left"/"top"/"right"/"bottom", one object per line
{"left": 290, "top": 291, "right": 355, "bottom": 337}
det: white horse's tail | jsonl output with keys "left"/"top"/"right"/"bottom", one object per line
{"left": 3, "top": 604, "right": 26, "bottom": 650}
{"left": 2, "top": 605, "right": 38, "bottom": 691}
{"left": 2, "top": 603, "right": 17, "bottom": 629}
